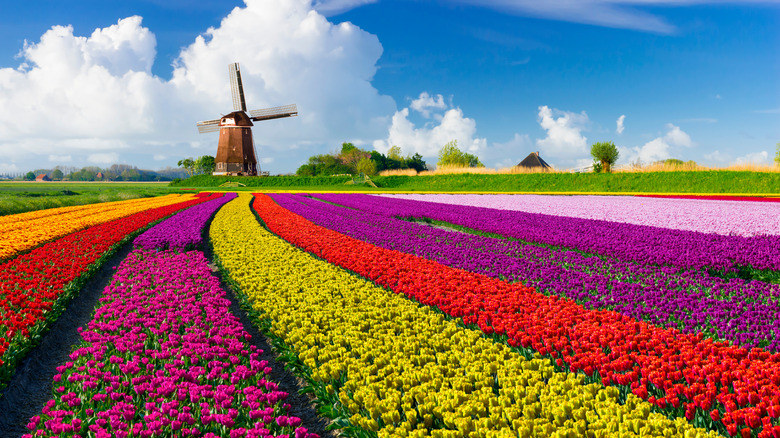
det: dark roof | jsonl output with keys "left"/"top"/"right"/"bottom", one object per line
{"left": 518, "top": 152, "right": 551, "bottom": 169}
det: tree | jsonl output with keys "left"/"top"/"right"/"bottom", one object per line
{"left": 195, "top": 155, "right": 215, "bottom": 175}
{"left": 387, "top": 145, "right": 402, "bottom": 161}
{"left": 438, "top": 140, "right": 484, "bottom": 168}
{"left": 177, "top": 158, "right": 196, "bottom": 177}
{"left": 51, "top": 169, "right": 64, "bottom": 180}
{"left": 404, "top": 153, "right": 428, "bottom": 172}
{"left": 775, "top": 142, "right": 780, "bottom": 166}
{"left": 590, "top": 141, "right": 620, "bottom": 173}
{"left": 356, "top": 157, "right": 377, "bottom": 176}
{"left": 24, "top": 171, "right": 35, "bottom": 181}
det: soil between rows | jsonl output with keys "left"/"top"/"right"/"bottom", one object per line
{"left": 0, "top": 241, "right": 338, "bottom": 438}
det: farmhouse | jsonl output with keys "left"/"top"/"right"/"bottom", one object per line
{"left": 518, "top": 152, "right": 552, "bottom": 170}
{"left": 35, "top": 173, "right": 51, "bottom": 182}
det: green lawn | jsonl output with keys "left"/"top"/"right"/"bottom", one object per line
{"left": 0, "top": 181, "right": 181, "bottom": 216}
{"left": 170, "top": 171, "right": 780, "bottom": 194}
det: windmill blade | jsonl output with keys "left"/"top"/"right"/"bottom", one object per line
{"left": 196, "top": 119, "right": 221, "bottom": 134}
{"left": 229, "top": 62, "right": 247, "bottom": 112}
{"left": 249, "top": 104, "right": 298, "bottom": 121}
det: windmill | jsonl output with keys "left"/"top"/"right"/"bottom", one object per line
{"left": 197, "top": 62, "right": 298, "bottom": 176}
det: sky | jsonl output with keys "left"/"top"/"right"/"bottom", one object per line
{"left": 0, "top": 0, "right": 778, "bottom": 174}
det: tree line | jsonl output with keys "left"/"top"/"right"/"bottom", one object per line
{"left": 20, "top": 164, "right": 188, "bottom": 182}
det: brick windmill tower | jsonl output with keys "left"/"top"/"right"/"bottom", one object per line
{"left": 196, "top": 63, "right": 298, "bottom": 176}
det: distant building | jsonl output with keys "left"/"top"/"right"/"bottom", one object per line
{"left": 96, "top": 172, "right": 105, "bottom": 180}
{"left": 517, "top": 152, "right": 552, "bottom": 170}
{"left": 35, "top": 173, "right": 51, "bottom": 182}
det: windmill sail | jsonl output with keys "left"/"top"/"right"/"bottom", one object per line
{"left": 249, "top": 104, "right": 298, "bottom": 121}
{"left": 229, "top": 62, "right": 247, "bottom": 112}
{"left": 196, "top": 119, "right": 222, "bottom": 133}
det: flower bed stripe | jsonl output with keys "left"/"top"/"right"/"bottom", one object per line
{"left": 637, "top": 194, "right": 780, "bottom": 203}
{"left": 24, "top": 248, "right": 316, "bottom": 438}
{"left": 313, "top": 193, "right": 780, "bottom": 272}
{"left": 259, "top": 193, "right": 780, "bottom": 437}
{"left": 134, "top": 193, "right": 237, "bottom": 251}
{"left": 378, "top": 194, "right": 780, "bottom": 237}
{"left": 210, "top": 193, "right": 717, "bottom": 437}
{"left": 0, "top": 194, "right": 216, "bottom": 389}
{"left": 271, "top": 193, "right": 780, "bottom": 352}
{"left": 0, "top": 194, "right": 197, "bottom": 261}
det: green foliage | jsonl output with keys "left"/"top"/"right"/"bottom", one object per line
{"left": 0, "top": 183, "right": 171, "bottom": 217}
{"left": 356, "top": 157, "right": 377, "bottom": 176}
{"left": 177, "top": 158, "right": 196, "bottom": 177}
{"left": 51, "top": 169, "right": 64, "bottom": 180}
{"left": 24, "top": 171, "right": 35, "bottom": 181}
{"left": 296, "top": 142, "right": 426, "bottom": 176}
{"left": 592, "top": 160, "right": 603, "bottom": 173}
{"left": 775, "top": 142, "right": 780, "bottom": 166}
{"left": 387, "top": 145, "right": 402, "bottom": 161}
{"left": 195, "top": 155, "right": 216, "bottom": 175}
{"left": 590, "top": 141, "right": 620, "bottom": 173}
{"left": 170, "top": 174, "right": 353, "bottom": 188}
{"left": 169, "top": 170, "right": 780, "bottom": 193}
{"left": 405, "top": 153, "right": 428, "bottom": 172}
{"left": 437, "top": 140, "right": 484, "bottom": 168}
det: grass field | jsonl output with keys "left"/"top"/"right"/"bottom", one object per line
{"left": 170, "top": 171, "right": 780, "bottom": 194}
{"left": 0, "top": 181, "right": 177, "bottom": 216}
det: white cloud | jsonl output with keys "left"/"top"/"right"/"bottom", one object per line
{"left": 622, "top": 123, "right": 694, "bottom": 165}
{"left": 153, "top": 154, "right": 166, "bottom": 160}
{"left": 88, "top": 152, "right": 119, "bottom": 164}
{"left": 487, "top": 133, "right": 533, "bottom": 168}
{"left": 0, "top": 163, "right": 19, "bottom": 173}
{"left": 0, "top": 0, "right": 395, "bottom": 173}
{"left": 535, "top": 105, "right": 589, "bottom": 159}
{"left": 409, "top": 92, "right": 447, "bottom": 118}
{"left": 704, "top": 150, "right": 729, "bottom": 163}
{"left": 616, "top": 114, "right": 625, "bottom": 134}
{"left": 48, "top": 154, "right": 73, "bottom": 162}
{"left": 373, "top": 101, "right": 487, "bottom": 160}
{"left": 312, "top": 0, "right": 377, "bottom": 15}
{"left": 449, "top": 1, "right": 776, "bottom": 34}
{"left": 734, "top": 151, "right": 771, "bottom": 165}
{"left": 664, "top": 123, "right": 692, "bottom": 147}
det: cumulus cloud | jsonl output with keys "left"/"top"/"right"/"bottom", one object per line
{"left": 49, "top": 154, "right": 73, "bottom": 162}
{"left": 409, "top": 92, "right": 447, "bottom": 119}
{"left": 535, "top": 105, "right": 589, "bottom": 159}
{"left": 373, "top": 104, "right": 487, "bottom": 160}
{"left": 0, "top": 0, "right": 395, "bottom": 173}
{"left": 734, "top": 151, "right": 771, "bottom": 165}
{"left": 616, "top": 115, "right": 625, "bottom": 134}
{"left": 88, "top": 152, "right": 120, "bottom": 164}
{"left": 485, "top": 133, "right": 533, "bottom": 169}
{"left": 622, "top": 123, "right": 694, "bottom": 164}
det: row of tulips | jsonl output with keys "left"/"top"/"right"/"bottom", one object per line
{"left": 0, "top": 194, "right": 200, "bottom": 261}
{"left": 134, "top": 193, "right": 237, "bottom": 251}
{"left": 636, "top": 195, "right": 780, "bottom": 203}
{"left": 0, "top": 193, "right": 216, "bottom": 389}
{"left": 210, "top": 193, "right": 718, "bottom": 437}
{"left": 24, "top": 247, "right": 316, "bottom": 438}
{"left": 273, "top": 193, "right": 780, "bottom": 352}
{"left": 381, "top": 194, "right": 780, "bottom": 237}
{"left": 259, "top": 193, "right": 780, "bottom": 437}
{"left": 313, "top": 193, "right": 780, "bottom": 272}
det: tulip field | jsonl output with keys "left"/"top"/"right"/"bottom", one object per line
{"left": 1, "top": 191, "right": 779, "bottom": 438}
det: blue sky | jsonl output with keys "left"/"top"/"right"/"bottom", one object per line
{"left": 0, "top": 0, "right": 778, "bottom": 174}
